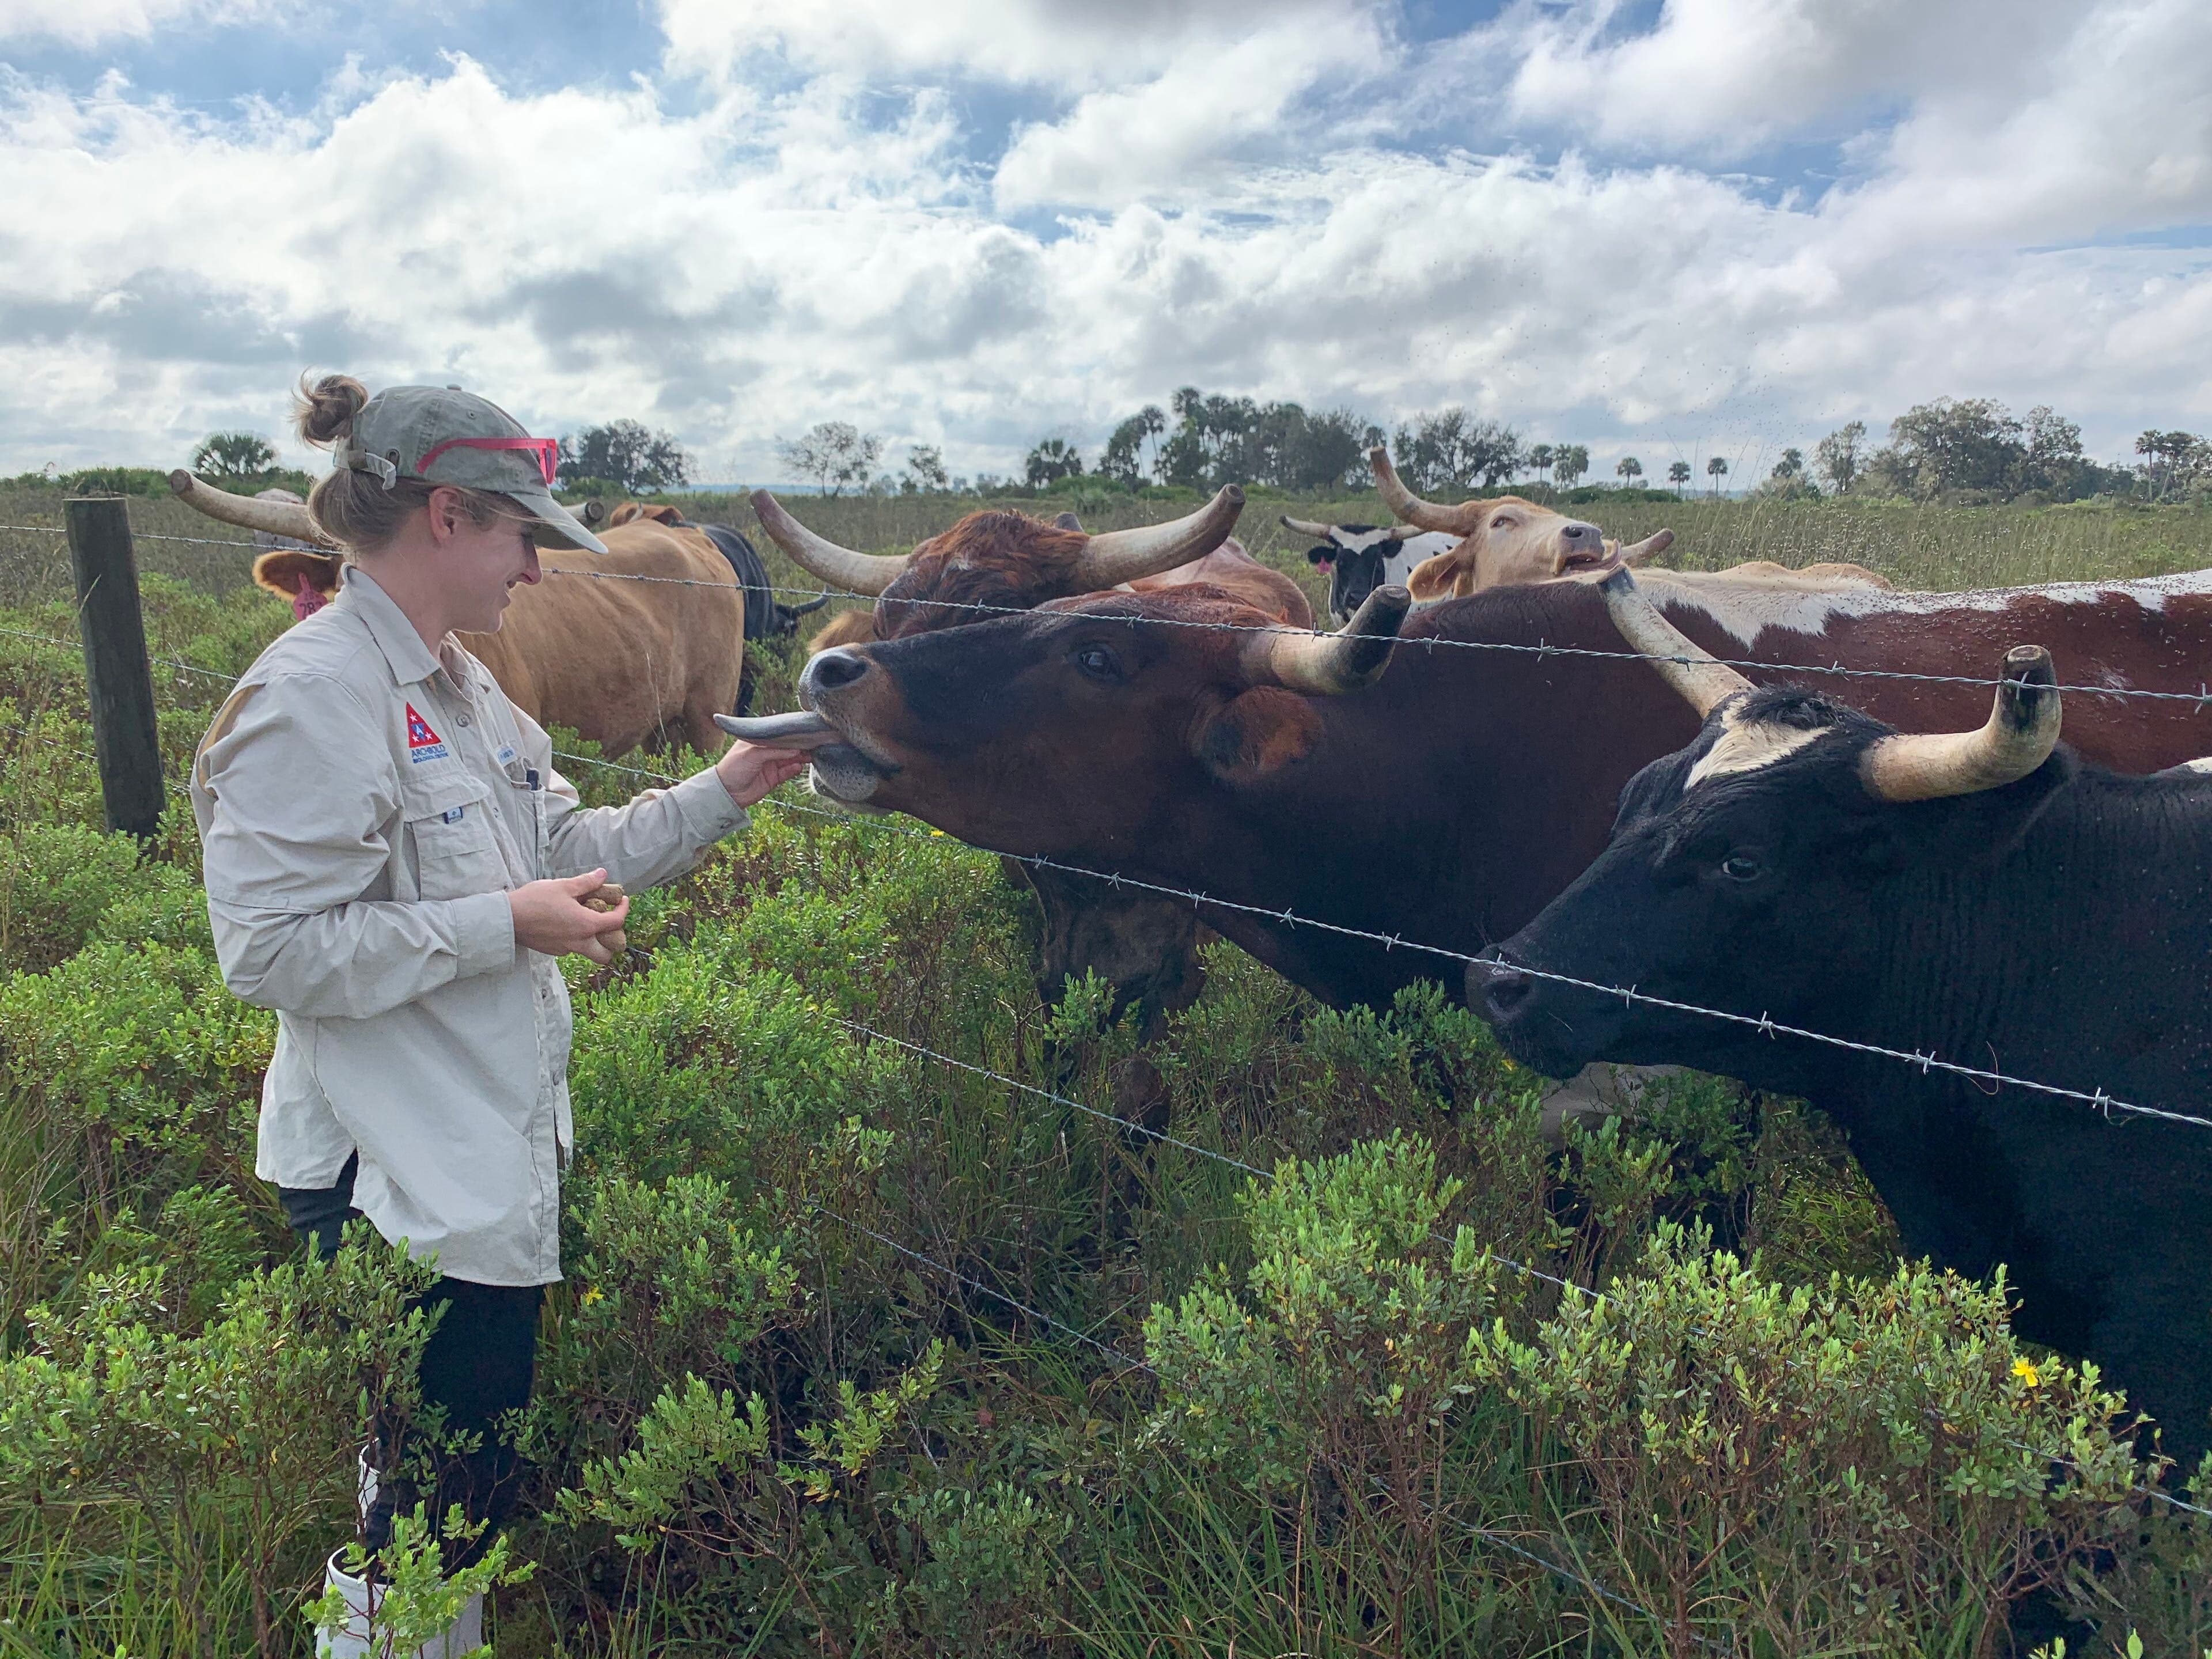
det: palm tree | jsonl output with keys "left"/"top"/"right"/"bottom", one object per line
{"left": 1528, "top": 443, "right": 1555, "bottom": 486}
{"left": 1666, "top": 460, "right": 1692, "bottom": 497}
{"left": 1616, "top": 456, "right": 1643, "bottom": 487}
{"left": 1706, "top": 456, "right": 1729, "bottom": 498}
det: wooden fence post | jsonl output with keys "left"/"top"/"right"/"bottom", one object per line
{"left": 64, "top": 497, "right": 165, "bottom": 840}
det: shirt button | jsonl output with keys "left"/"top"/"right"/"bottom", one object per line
{"left": 457, "top": 713, "right": 474, "bottom": 728}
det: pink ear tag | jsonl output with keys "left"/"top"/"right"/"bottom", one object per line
{"left": 293, "top": 572, "right": 329, "bottom": 621}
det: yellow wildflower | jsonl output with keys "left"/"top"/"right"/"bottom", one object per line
{"left": 2012, "top": 1358, "right": 2040, "bottom": 1389}
{"left": 580, "top": 1286, "right": 604, "bottom": 1308}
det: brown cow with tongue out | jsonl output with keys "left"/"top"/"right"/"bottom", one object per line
{"left": 730, "top": 486, "right": 1272, "bottom": 1033}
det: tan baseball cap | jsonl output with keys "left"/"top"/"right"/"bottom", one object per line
{"left": 336, "top": 384, "right": 607, "bottom": 554}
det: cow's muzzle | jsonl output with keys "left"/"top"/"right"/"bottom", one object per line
{"left": 1552, "top": 520, "right": 1613, "bottom": 577}
{"left": 792, "top": 649, "right": 900, "bottom": 805}
{"left": 1467, "top": 948, "right": 1612, "bottom": 1080}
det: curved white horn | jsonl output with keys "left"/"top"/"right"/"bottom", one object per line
{"left": 750, "top": 491, "right": 908, "bottom": 597}
{"left": 1861, "top": 646, "right": 2060, "bottom": 802}
{"left": 1618, "top": 528, "right": 1674, "bottom": 566}
{"left": 1368, "top": 446, "right": 1476, "bottom": 535}
{"left": 1279, "top": 514, "right": 1334, "bottom": 538}
{"left": 168, "top": 471, "right": 334, "bottom": 546}
{"left": 1599, "top": 567, "right": 1752, "bottom": 718}
{"left": 1241, "top": 584, "right": 1410, "bottom": 696}
{"left": 1079, "top": 486, "right": 1244, "bottom": 586}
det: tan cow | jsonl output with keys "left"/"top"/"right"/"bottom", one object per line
{"left": 1369, "top": 447, "right": 1889, "bottom": 599}
{"left": 170, "top": 472, "right": 745, "bottom": 757}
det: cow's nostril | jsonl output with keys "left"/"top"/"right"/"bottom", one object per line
{"left": 1475, "top": 959, "right": 1535, "bottom": 1022}
{"left": 809, "top": 649, "right": 871, "bottom": 691}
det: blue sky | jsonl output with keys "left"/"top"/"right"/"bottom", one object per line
{"left": 2, "top": 0, "right": 2207, "bottom": 481}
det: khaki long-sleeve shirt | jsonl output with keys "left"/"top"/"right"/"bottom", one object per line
{"left": 191, "top": 566, "right": 747, "bottom": 1285}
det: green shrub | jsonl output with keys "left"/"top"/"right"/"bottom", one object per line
{"left": 0, "top": 820, "right": 145, "bottom": 973}
{"left": 0, "top": 940, "right": 271, "bottom": 1335}
{"left": 1472, "top": 1224, "right": 2146, "bottom": 1657}
{"left": 535, "top": 1171, "right": 804, "bottom": 1464}
{"left": 567, "top": 947, "right": 893, "bottom": 1195}
{"left": 0, "top": 1232, "right": 438, "bottom": 1657}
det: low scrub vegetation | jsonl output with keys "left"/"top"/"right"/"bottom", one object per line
{"left": 0, "top": 528, "right": 2203, "bottom": 1656}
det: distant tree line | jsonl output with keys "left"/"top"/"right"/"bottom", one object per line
{"left": 1783, "top": 400, "right": 2192, "bottom": 505}
{"left": 121, "top": 396, "right": 2212, "bottom": 510}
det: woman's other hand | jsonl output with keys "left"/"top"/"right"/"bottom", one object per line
{"left": 509, "top": 868, "right": 631, "bottom": 964}
{"left": 714, "top": 741, "right": 809, "bottom": 808}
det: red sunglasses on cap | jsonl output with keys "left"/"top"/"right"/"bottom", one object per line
{"left": 416, "top": 435, "right": 561, "bottom": 487}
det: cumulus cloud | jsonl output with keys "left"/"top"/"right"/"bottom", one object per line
{"left": 0, "top": 0, "right": 2207, "bottom": 479}
{"left": 992, "top": 10, "right": 1391, "bottom": 210}
{"left": 1, "top": 0, "right": 296, "bottom": 47}
{"left": 1495, "top": 0, "right": 2084, "bottom": 158}
{"left": 656, "top": 0, "right": 1355, "bottom": 92}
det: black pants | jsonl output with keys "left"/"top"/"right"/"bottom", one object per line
{"left": 281, "top": 1154, "right": 541, "bottom": 1571}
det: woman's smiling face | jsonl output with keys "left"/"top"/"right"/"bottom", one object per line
{"left": 437, "top": 500, "right": 542, "bottom": 634}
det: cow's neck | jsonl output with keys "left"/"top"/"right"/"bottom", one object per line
{"left": 1196, "top": 586, "right": 1697, "bottom": 1009}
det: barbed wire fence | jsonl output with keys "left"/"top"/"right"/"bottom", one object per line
{"left": 1, "top": 508, "right": 2206, "bottom": 1596}
{"left": 7, "top": 517, "right": 2212, "bottom": 704}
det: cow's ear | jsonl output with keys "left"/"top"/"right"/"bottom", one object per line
{"left": 1404, "top": 552, "right": 1462, "bottom": 601}
{"left": 1192, "top": 687, "right": 1322, "bottom": 783}
{"left": 252, "top": 550, "right": 342, "bottom": 599}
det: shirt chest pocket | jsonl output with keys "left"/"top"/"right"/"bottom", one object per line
{"left": 403, "top": 775, "right": 509, "bottom": 901}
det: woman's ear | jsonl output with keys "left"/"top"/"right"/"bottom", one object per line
{"left": 423, "top": 485, "right": 469, "bottom": 544}
{"left": 1190, "top": 687, "right": 1323, "bottom": 783}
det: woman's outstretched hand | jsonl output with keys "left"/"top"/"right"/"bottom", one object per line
{"left": 509, "top": 868, "right": 630, "bottom": 964}
{"left": 714, "top": 740, "right": 810, "bottom": 808}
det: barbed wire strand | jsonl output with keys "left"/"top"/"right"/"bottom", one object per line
{"left": 0, "top": 720, "right": 195, "bottom": 802}
{"left": 0, "top": 623, "right": 247, "bottom": 685}
{"left": 0, "top": 522, "right": 259, "bottom": 550}
{"left": 535, "top": 564, "right": 2212, "bottom": 709}
{"left": 9, "top": 512, "right": 2210, "bottom": 705}
{"left": 819, "top": 1009, "right": 1598, "bottom": 1310}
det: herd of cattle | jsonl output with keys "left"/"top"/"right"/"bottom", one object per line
{"left": 173, "top": 454, "right": 2212, "bottom": 1472}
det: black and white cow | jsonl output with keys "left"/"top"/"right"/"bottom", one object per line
{"left": 1473, "top": 568, "right": 2212, "bottom": 1471}
{"left": 1282, "top": 516, "right": 1457, "bottom": 623}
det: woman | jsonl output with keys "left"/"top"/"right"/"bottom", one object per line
{"left": 190, "top": 376, "right": 806, "bottom": 1649}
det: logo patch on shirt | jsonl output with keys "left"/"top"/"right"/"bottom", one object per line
{"left": 404, "top": 703, "right": 449, "bottom": 764}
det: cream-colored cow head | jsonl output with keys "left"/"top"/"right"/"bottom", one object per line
{"left": 1366, "top": 447, "right": 1673, "bottom": 601}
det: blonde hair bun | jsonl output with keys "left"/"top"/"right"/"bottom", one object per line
{"left": 296, "top": 374, "right": 369, "bottom": 448}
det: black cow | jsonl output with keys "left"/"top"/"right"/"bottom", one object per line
{"left": 1282, "top": 516, "right": 1455, "bottom": 623}
{"left": 699, "top": 522, "right": 828, "bottom": 637}
{"left": 1475, "top": 570, "right": 2212, "bottom": 1470}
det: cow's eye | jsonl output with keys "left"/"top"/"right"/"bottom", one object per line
{"left": 1492, "top": 515, "right": 1513, "bottom": 529}
{"left": 1719, "top": 853, "right": 1763, "bottom": 882}
{"left": 1073, "top": 644, "right": 1123, "bottom": 683}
